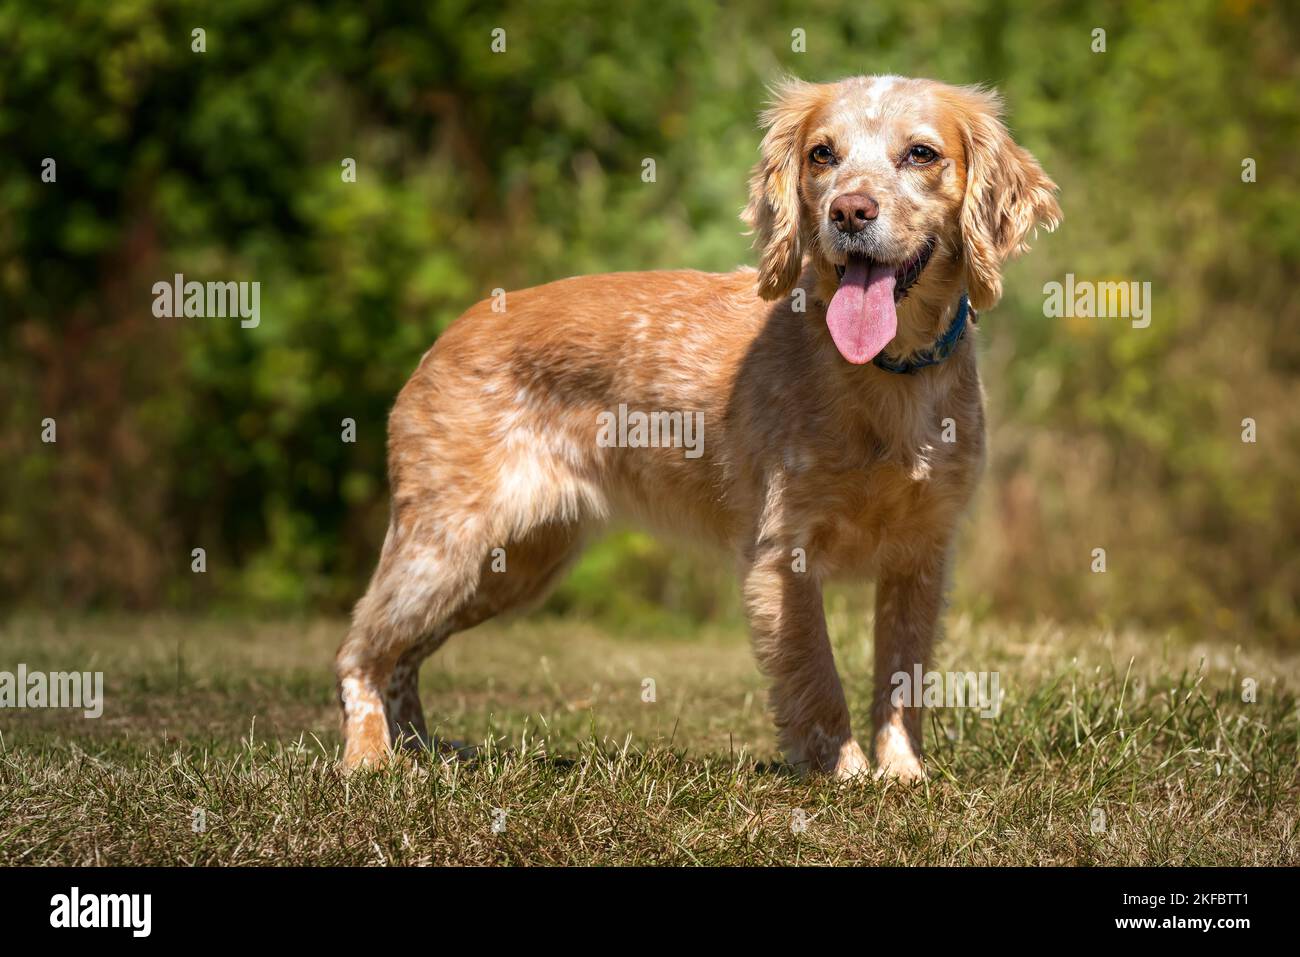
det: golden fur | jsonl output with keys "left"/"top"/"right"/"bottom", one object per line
{"left": 336, "top": 75, "right": 1060, "bottom": 781}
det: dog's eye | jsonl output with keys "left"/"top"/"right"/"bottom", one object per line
{"left": 809, "top": 145, "right": 836, "bottom": 166}
{"left": 907, "top": 145, "right": 938, "bottom": 165}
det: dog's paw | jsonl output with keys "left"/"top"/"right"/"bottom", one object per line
{"left": 874, "top": 758, "right": 926, "bottom": 785}
{"left": 873, "top": 726, "right": 926, "bottom": 784}
{"left": 432, "top": 737, "right": 478, "bottom": 762}
{"left": 832, "top": 738, "right": 873, "bottom": 781}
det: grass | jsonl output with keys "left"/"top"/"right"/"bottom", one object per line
{"left": 1, "top": 612, "right": 1297, "bottom": 866}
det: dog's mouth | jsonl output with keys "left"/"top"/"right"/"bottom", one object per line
{"left": 833, "top": 240, "right": 935, "bottom": 303}
{"left": 826, "top": 241, "right": 935, "bottom": 365}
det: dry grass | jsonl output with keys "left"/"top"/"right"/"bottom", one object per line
{"left": 1, "top": 613, "right": 1297, "bottom": 865}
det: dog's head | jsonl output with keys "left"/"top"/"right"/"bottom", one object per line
{"left": 743, "top": 75, "right": 1061, "bottom": 364}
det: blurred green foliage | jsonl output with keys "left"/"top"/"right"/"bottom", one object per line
{"left": 1, "top": 0, "right": 1297, "bottom": 641}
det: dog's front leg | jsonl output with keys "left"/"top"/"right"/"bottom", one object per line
{"left": 742, "top": 546, "right": 870, "bottom": 780}
{"left": 871, "top": 545, "right": 949, "bottom": 782}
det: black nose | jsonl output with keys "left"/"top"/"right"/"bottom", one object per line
{"left": 829, "top": 193, "right": 880, "bottom": 234}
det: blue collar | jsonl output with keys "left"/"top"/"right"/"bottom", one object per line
{"left": 872, "top": 294, "right": 972, "bottom": 374}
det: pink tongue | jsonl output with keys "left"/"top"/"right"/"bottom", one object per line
{"left": 826, "top": 257, "right": 897, "bottom": 364}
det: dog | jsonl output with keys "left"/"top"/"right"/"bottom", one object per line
{"left": 336, "top": 75, "right": 1060, "bottom": 781}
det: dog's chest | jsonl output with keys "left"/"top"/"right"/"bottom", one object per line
{"left": 780, "top": 431, "right": 981, "bottom": 576}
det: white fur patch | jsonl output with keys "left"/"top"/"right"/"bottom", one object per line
{"left": 340, "top": 675, "right": 383, "bottom": 719}
{"left": 384, "top": 546, "right": 449, "bottom": 628}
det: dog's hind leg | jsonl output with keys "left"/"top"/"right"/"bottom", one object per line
{"left": 337, "top": 514, "right": 586, "bottom": 770}
{"left": 335, "top": 514, "right": 480, "bottom": 770}
{"left": 382, "top": 520, "right": 587, "bottom": 756}
{"left": 383, "top": 630, "right": 447, "bottom": 753}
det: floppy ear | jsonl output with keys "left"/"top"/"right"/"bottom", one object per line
{"left": 952, "top": 87, "right": 1061, "bottom": 311}
{"left": 742, "top": 79, "right": 824, "bottom": 301}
